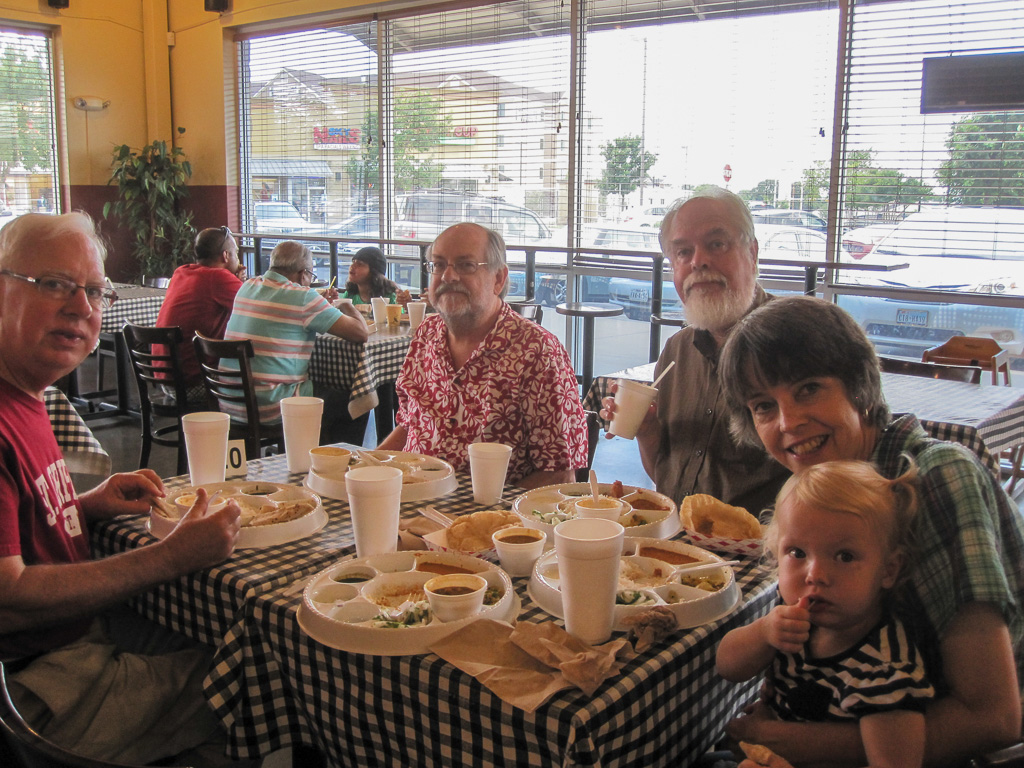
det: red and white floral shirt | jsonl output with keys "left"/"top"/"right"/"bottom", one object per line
{"left": 396, "top": 303, "right": 587, "bottom": 482}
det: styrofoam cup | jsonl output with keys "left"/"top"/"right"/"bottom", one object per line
{"left": 554, "top": 518, "right": 624, "bottom": 645}
{"left": 573, "top": 496, "right": 628, "bottom": 521}
{"left": 280, "top": 396, "right": 324, "bottom": 474}
{"left": 468, "top": 442, "right": 513, "bottom": 506}
{"left": 609, "top": 378, "right": 658, "bottom": 440}
{"left": 407, "top": 301, "right": 427, "bottom": 330}
{"left": 309, "top": 446, "right": 352, "bottom": 474}
{"left": 424, "top": 574, "right": 487, "bottom": 622}
{"left": 370, "top": 296, "right": 388, "bottom": 326}
{"left": 181, "top": 412, "right": 230, "bottom": 486}
{"left": 345, "top": 466, "right": 403, "bottom": 558}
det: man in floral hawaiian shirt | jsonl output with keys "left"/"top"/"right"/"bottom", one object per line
{"left": 378, "top": 222, "right": 587, "bottom": 488}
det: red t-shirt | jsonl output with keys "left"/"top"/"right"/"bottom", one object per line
{"left": 0, "top": 378, "right": 91, "bottom": 656}
{"left": 155, "top": 263, "right": 243, "bottom": 385}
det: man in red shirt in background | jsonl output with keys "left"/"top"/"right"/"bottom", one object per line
{"left": 155, "top": 226, "right": 246, "bottom": 402}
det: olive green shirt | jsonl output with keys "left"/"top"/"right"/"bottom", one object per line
{"left": 651, "top": 286, "right": 789, "bottom": 516}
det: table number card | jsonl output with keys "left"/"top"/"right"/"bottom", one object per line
{"left": 226, "top": 439, "right": 248, "bottom": 478}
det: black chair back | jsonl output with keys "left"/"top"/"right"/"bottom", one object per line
{"left": 122, "top": 323, "right": 195, "bottom": 476}
{"left": 192, "top": 332, "right": 283, "bottom": 459}
{"left": 509, "top": 302, "right": 543, "bottom": 323}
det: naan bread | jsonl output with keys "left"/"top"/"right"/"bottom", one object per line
{"left": 446, "top": 509, "right": 520, "bottom": 552}
{"left": 680, "top": 494, "right": 761, "bottom": 540}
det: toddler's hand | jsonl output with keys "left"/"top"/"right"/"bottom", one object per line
{"left": 763, "top": 596, "right": 812, "bottom": 654}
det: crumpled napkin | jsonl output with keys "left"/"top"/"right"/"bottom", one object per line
{"left": 428, "top": 619, "right": 634, "bottom": 712}
{"left": 398, "top": 516, "right": 439, "bottom": 551}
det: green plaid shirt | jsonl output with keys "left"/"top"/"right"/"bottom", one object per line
{"left": 873, "top": 415, "right": 1024, "bottom": 694}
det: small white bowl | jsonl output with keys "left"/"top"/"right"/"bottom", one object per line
{"left": 424, "top": 574, "right": 487, "bottom": 622}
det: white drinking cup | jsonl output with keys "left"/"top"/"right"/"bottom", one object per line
{"left": 407, "top": 301, "right": 427, "bottom": 331}
{"left": 181, "top": 412, "right": 230, "bottom": 486}
{"left": 370, "top": 296, "right": 388, "bottom": 327}
{"left": 492, "top": 527, "right": 547, "bottom": 577}
{"left": 467, "top": 442, "right": 513, "bottom": 506}
{"left": 554, "top": 518, "right": 625, "bottom": 645}
{"left": 336, "top": 297, "right": 354, "bottom": 310}
{"left": 609, "top": 378, "right": 658, "bottom": 440}
{"left": 345, "top": 465, "right": 403, "bottom": 558}
{"left": 280, "top": 396, "right": 324, "bottom": 474}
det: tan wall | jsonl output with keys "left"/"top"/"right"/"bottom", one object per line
{"left": 0, "top": 0, "right": 381, "bottom": 276}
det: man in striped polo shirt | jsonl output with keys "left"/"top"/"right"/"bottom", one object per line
{"left": 224, "top": 240, "right": 368, "bottom": 442}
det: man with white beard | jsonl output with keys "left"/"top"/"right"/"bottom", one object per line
{"left": 602, "top": 188, "right": 789, "bottom": 514}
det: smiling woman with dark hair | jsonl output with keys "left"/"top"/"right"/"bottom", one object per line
{"left": 717, "top": 295, "right": 1024, "bottom": 767}
{"left": 338, "top": 246, "right": 410, "bottom": 306}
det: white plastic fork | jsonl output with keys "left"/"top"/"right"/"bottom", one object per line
{"left": 675, "top": 559, "right": 741, "bottom": 576}
{"left": 417, "top": 506, "right": 454, "bottom": 528}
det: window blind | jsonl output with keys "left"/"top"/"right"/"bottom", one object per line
{"left": 0, "top": 29, "right": 58, "bottom": 217}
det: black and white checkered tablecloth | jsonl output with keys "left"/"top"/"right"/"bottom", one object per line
{"left": 44, "top": 387, "right": 111, "bottom": 475}
{"left": 101, "top": 284, "right": 166, "bottom": 333}
{"left": 89, "top": 452, "right": 776, "bottom": 767}
{"left": 585, "top": 365, "right": 1024, "bottom": 477}
{"left": 310, "top": 327, "right": 413, "bottom": 416}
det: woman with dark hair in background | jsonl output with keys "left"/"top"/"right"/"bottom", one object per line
{"left": 338, "top": 246, "right": 410, "bottom": 306}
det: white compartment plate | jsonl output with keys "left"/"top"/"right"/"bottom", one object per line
{"left": 305, "top": 450, "right": 457, "bottom": 503}
{"left": 296, "top": 550, "right": 518, "bottom": 656}
{"left": 148, "top": 481, "right": 326, "bottom": 549}
{"left": 527, "top": 537, "right": 740, "bottom": 631}
{"left": 511, "top": 482, "right": 680, "bottom": 540}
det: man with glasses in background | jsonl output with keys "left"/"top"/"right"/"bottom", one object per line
{"left": 155, "top": 225, "right": 247, "bottom": 402}
{"left": 225, "top": 239, "right": 368, "bottom": 443}
{"left": 0, "top": 213, "right": 251, "bottom": 766}
{"left": 378, "top": 222, "right": 587, "bottom": 489}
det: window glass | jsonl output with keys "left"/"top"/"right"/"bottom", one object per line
{"left": 0, "top": 30, "right": 58, "bottom": 219}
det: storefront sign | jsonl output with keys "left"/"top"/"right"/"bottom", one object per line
{"left": 313, "top": 127, "right": 360, "bottom": 150}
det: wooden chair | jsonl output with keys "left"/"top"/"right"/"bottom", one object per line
{"left": 192, "top": 332, "right": 284, "bottom": 460}
{"left": 650, "top": 312, "right": 687, "bottom": 329}
{"left": 922, "top": 337, "right": 1021, "bottom": 492}
{"left": 575, "top": 410, "right": 602, "bottom": 483}
{"left": 141, "top": 275, "right": 170, "bottom": 289}
{"left": 509, "top": 302, "right": 543, "bottom": 323}
{"left": 0, "top": 662, "right": 193, "bottom": 768}
{"left": 122, "top": 323, "right": 197, "bottom": 476}
{"left": 878, "top": 355, "right": 982, "bottom": 384}
{"left": 922, "top": 336, "right": 1011, "bottom": 386}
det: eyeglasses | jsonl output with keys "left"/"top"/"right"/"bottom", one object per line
{"left": 425, "top": 260, "right": 490, "bottom": 275}
{"left": 302, "top": 268, "right": 315, "bottom": 280}
{"left": 0, "top": 270, "right": 118, "bottom": 309}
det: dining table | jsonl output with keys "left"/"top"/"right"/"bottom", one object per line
{"left": 308, "top": 323, "right": 414, "bottom": 438}
{"left": 584, "top": 364, "right": 1024, "bottom": 478}
{"left": 89, "top": 451, "right": 776, "bottom": 768}
{"left": 44, "top": 386, "right": 111, "bottom": 476}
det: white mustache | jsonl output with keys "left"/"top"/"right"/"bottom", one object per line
{"left": 684, "top": 271, "right": 728, "bottom": 295}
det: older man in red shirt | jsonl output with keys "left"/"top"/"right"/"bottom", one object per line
{"left": 155, "top": 226, "right": 246, "bottom": 401}
{"left": 378, "top": 222, "right": 587, "bottom": 488}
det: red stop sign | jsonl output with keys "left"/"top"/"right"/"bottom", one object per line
{"left": 723, "top": 164, "right": 733, "bottom": 182}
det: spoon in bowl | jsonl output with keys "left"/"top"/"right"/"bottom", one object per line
{"left": 589, "top": 469, "right": 600, "bottom": 503}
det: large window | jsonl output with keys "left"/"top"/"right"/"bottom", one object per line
{"left": 238, "top": 1, "right": 839, "bottom": 373}
{"left": 0, "top": 29, "right": 59, "bottom": 220}
{"left": 832, "top": 0, "right": 1024, "bottom": 374}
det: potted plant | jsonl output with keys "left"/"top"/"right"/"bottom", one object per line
{"left": 103, "top": 127, "right": 196, "bottom": 279}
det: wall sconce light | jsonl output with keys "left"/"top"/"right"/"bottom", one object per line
{"left": 72, "top": 96, "right": 110, "bottom": 112}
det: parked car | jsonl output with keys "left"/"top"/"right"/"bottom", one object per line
{"left": 398, "top": 189, "right": 553, "bottom": 246}
{"left": 623, "top": 205, "right": 669, "bottom": 228}
{"left": 510, "top": 225, "right": 661, "bottom": 306}
{"left": 751, "top": 208, "right": 827, "bottom": 232}
{"left": 839, "top": 206, "right": 1024, "bottom": 361}
{"left": 253, "top": 201, "right": 320, "bottom": 235}
{"left": 841, "top": 221, "right": 897, "bottom": 258}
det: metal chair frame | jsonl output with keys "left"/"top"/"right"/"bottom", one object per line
{"left": 879, "top": 355, "right": 983, "bottom": 384}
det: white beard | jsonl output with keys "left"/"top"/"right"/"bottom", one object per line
{"left": 683, "top": 275, "right": 754, "bottom": 332}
